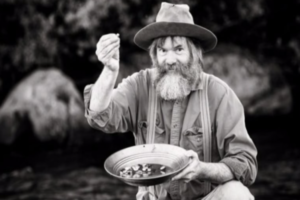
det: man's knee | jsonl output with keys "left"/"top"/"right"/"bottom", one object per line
{"left": 209, "top": 181, "right": 254, "bottom": 200}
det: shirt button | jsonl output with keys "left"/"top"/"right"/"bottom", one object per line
{"left": 173, "top": 124, "right": 177, "bottom": 128}
{"left": 139, "top": 121, "right": 147, "bottom": 128}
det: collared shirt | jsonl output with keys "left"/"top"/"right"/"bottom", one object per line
{"left": 84, "top": 68, "right": 258, "bottom": 200}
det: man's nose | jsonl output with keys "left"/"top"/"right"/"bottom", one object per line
{"left": 165, "top": 52, "right": 176, "bottom": 68}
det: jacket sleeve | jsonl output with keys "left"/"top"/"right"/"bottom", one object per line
{"left": 83, "top": 71, "right": 147, "bottom": 133}
{"left": 214, "top": 82, "right": 258, "bottom": 186}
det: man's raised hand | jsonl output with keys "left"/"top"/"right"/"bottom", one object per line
{"left": 95, "top": 33, "right": 120, "bottom": 71}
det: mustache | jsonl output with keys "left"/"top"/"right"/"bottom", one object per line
{"left": 157, "top": 61, "right": 190, "bottom": 74}
{"left": 156, "top": 60, "right": 195, "bottom": 85}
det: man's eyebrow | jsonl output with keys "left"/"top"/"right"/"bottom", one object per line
{"left": 174, "top": 44, "right": 183, "bottom": 49}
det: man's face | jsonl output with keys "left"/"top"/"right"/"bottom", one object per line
{"left": 153, "top": 36, "right": 198, "bottom": 101}
{"left": 156, "top": 37, "right": 190, "bottom": 70}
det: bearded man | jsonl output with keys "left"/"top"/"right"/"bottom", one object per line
{"left": 84, "top": 2, "right": 257, "bottom": 200}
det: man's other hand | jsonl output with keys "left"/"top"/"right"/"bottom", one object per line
{"left": 95, "top": 33, "right": 120, "bottom": 71}
{"left": 172, "top": 150, "right": 205, "bottom": 183}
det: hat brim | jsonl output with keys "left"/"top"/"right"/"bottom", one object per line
{"left": 134, "top": 22, "right": 217, "bottom": 52}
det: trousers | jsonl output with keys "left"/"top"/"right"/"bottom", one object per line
{"left": 137, "top": 181, "right": 254, "bottom": 200}
{"left": 202, "top": 181, "right": 254, "bottom": 200}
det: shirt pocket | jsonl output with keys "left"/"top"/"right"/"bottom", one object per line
{"left": 183, "top": 126, "right": 204, "bottom": 160}
{"left": 138, "top": 121, "right": 166, "bottom": 144}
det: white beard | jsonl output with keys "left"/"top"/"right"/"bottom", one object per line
{"left": 156, "top": 72, "right": 191, "bottom": 101}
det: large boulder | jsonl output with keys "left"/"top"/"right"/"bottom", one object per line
{"left": 204, "top": 44, "right": 292, "bottom": 115}
{"left": 0, "top": 68, "right": 89, "bottom": 145}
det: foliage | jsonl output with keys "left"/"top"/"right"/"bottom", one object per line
{"left": 0, "top": 0, "right": 299, "bottom": 114}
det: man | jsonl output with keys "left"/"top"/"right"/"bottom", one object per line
{"left": 84, "top": 2, "right": 257, "bottom": 200}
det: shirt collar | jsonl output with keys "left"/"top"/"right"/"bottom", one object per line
{"left": 191, "top": 71, "right": 204, "bottom": 91}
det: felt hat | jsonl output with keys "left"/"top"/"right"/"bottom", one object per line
{"left": 134, "top": 2, "right": 217, "bottom": 52}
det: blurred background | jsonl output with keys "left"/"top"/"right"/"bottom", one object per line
{"left": 0, "top": 0, "right": 299, "bottom": 199}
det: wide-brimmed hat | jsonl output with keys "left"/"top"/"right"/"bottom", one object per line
{"left": 134, "top": 2, "right": 217, "bottom": 52}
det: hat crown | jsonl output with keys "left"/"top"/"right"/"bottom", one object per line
{"left": 134, "top": 2, "right": 217, "bottom": 52}
{"left": 156, "top": 2, "right": 194, "bottom": 24}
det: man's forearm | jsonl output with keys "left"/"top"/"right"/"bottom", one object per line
{"left": 199, "top": 162, "right": 234, "bottom": 184}
{"left": 90, "top": 67, "right": 119, "bottom": 112}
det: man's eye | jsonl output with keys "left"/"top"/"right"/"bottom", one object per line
{"left": 158, "top": 48, "right": 166, "bottom": 53}
{"left": 176, "top": 48, "right": 184, "bottom": 52}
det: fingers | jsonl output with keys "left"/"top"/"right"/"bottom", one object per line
{"left": 101, "top": 47, "right": 119, "bottom": 67}
{"left": 97, "top": 36, "right": 119, "bottom": 52}
{"left": 97, "top": 33, "right": 119, "bottom": 49}
{"left": 172, "top": 150, "right": 201, "bottom": 182}
{"left": 96, "top": 40, "right": 120, "bottom": 64}
{"left": 172, "top": 169, "right": 191, "bottom": 182}
{"left": 185, "top": 150, "right": 198, "bottom": 159}
{"left": 96, "top": 35, "right": 120, "bottom": 56}
{"left": 99, "top": 33, "right": 119, "bottom": 42}
{"left": 96, "top": 33, "right": 120, "bottom": 65}
{"left": 172, "top": 162, "right": 193, "bottom": 181}
{"left": 172, "top": 158, "right": 197, "bottom": 182}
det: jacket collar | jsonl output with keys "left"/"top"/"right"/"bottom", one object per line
{"left": 191, "top": 71, "right": 204, "bottom": 91}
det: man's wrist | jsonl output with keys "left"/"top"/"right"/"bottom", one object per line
{"left": 89, "top": 65, "right": 118, "bottom": 112}
{"left": 106, "top": 66, "right": 119, "bottom": 72}
{"left": 102, "top": 66, "right": 119, "bottom": 78}
{"left": 197, "top": 162, "right": 210, "bottom": 180}
{"left": 197, "top": 162, "right": 234, "bottom": 184}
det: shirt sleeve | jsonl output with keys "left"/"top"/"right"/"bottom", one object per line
{"left": 213, "top": 81, "right": 258, "bottom": 186}
{"left": 83, "top": 71, "right": 148, "bottom": 133}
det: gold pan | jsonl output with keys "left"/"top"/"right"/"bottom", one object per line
{"left": 104, "top": 144, "right": 190, "bottom": 186}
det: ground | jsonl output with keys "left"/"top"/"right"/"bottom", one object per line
{"left": 0, "top": 116, "right": 299, "bottom": 200}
